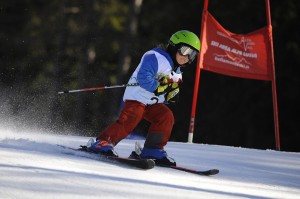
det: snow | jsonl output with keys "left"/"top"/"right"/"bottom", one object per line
{"left": 0, "top": 129, "right": 300, "bottom": 199}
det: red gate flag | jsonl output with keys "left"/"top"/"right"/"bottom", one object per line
{"left": 189, "top": 0, "right": 280, "bottom": 150}
{"left": 200, "top": 10, "right": 273, "bottom": 80}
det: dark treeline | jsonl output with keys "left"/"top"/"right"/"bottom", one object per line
{"left": 1, "top": 0, "right": 299, "bottom": 152}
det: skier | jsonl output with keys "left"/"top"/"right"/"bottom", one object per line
{"left": 89, "top": 30, "right": 200, "bottom": 166}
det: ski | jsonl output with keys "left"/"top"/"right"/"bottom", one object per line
{"left": 133, "top": 141, "right": 219, "bottom": 176}
{"left": 58, "top": 144, "right": 155, "bottom": 170}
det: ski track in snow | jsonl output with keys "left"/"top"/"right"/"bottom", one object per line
{"left": 0, "top": 130, "right": 300, "bottom": 199}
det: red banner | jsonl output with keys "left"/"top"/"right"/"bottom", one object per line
{"left": 200, "top": 11, "right": 273, "bottom": 80}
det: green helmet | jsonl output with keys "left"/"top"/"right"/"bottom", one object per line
{"left": 169, "top": 30, "right": 200, "bottom": 52}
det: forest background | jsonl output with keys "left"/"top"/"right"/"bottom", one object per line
{"left": 1, "top": 0, "right": 299, "bottom": 152}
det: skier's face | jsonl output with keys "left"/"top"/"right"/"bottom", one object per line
{"left": 176, "top": 52, "right": 189, "bottom": 65}
{"left": 176, "top": 45, "right": 198, "bottom": 65}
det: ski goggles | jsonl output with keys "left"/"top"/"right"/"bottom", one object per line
{"left": 178, "top": 46, "right": 198, "bottom": 62}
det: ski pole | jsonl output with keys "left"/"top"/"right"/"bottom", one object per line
{"left": 58, "top": 83, "right": 139, "bottom": 94}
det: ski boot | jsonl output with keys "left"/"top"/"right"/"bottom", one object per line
{"left": 129, "top": 142, "right": 176, "bottom": 166}
{"left": 140, "top": 148, "right": 176, "bottom": 166}
{"left": 88, "top": 139, "right": 118, "bottom": 157}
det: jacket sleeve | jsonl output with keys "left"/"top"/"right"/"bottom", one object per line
{"left": 137, "top": 53, "right": 159, "bottom": 92}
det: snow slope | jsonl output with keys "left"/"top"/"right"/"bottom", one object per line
{"left": 0, "top": 129, "right": 299, "bottom": 199}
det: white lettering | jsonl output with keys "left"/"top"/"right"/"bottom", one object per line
{"left": 214, "top": 56, "right": 250, "bottom": 69}
{"left": 218, "top": 44, "right": 231, "bottom": 52}
{"left": 211, "top": 40, "right": 219, "bottom": 47}
{"left": 231, "top": 48, "right": 243, "bottom": 56}
{"left": 243, "top": 52, "right": 257, "bottom": 58}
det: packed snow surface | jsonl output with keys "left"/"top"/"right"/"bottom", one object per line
{"left": 0, "top": 129, "right": 299, "bottom": 199}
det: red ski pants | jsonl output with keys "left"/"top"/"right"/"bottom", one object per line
{"left": 97, "top": 100, "right": 174, "bottom": 149}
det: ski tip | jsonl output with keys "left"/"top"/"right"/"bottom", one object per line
{"left": 204, "top": 169, "right": 219, "bottom": 176}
